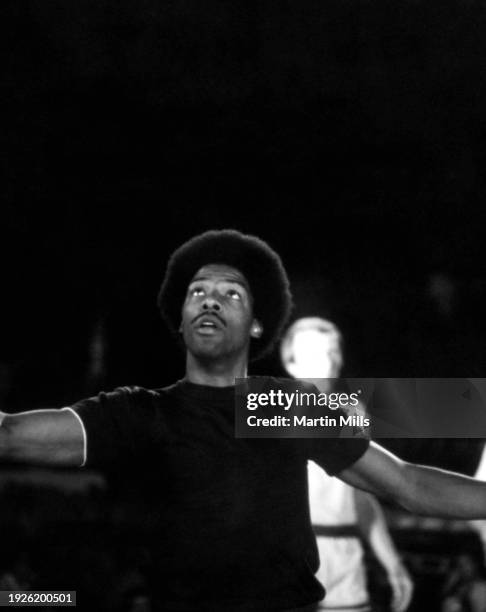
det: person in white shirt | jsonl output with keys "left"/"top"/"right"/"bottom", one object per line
{"left": 281, "top": 317, "right": 414, "bottom": 612}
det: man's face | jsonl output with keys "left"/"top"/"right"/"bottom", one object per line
{"left": 181, "top": 264, "right": 261, "bottom": 361}
{"left": 288, "top": 329, "right": 341, "bottom": 379}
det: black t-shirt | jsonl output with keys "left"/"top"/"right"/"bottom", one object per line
{"left": 72, "top": 379, "right": 369, "bottom": 611}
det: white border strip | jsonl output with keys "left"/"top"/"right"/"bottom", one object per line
{"left": 61, "top": 407, "right": 87, "bottom": 467}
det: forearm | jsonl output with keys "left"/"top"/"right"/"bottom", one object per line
{"left": 0, "top": 411, "right": 11, "bottom": 459}
{"left": 354, "top": 485, "right": 414, "bottom": 611}
{"left": 369, "top": 525, "right": 404, "bottom": 573}
{"left": 341, "top": 443, "right": 486, "bottom": 521}
{"left": 355, "top": 490, "right": 403, "bottom": 570}
{"left": 403, "top": 462, "right": 486, "bottom": 519}
{"left": 0, "top": 409, "right": 84, "bottom": 466}
{"left": 0, "top": 410, "right": 55, "bottom": 464}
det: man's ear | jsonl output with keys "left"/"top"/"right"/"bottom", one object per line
{"left": 250, "top": 319, "right": 263, "bottom": 339}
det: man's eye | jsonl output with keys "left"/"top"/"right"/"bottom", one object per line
{"left": 190, "top": 287, "right": 205, "bottom": 297}
{"left": 227, "top": 289, "right": 241, "bottom": 300}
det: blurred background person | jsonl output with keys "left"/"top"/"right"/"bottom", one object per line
{"left": 281, "top": 317, "right": 413, "bottom": 612}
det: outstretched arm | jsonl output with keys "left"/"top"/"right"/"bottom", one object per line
{"left": 340, "top": 442, "right": 486, "bottom": 519}
{"left": 0, "top": 409, "right": 84, "bottom": 467}
{"left": 469, "top": 442, "right": 486, "bottom": 561}
{"left": 354, "top": 489, "right": 413, "bottom": 611}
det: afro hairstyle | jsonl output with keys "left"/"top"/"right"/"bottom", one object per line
{"left": 157, "top": 229, "right": 293, "bottom": 361}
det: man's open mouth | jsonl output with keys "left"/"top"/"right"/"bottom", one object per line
{"left": 194, "top": 315, "right": 225, "bottom": 330}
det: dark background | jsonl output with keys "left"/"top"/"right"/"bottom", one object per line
{"left": 2, "top": 3, "right": 486, "bottom": 609}
{"left": 1, "top": 0, "right": 485, "bottom": 423}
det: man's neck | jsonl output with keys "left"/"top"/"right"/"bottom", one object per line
{"left": 185, "top": 353, "right": 248, "bottom": 387}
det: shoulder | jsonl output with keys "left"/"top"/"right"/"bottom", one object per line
{"left": 72, "top": 384, "right": 175, "bottom": 416}
{"left": 93, "top": 385, "right": 153, "bottom": 405}
{"left": 113, "top": 385, "right": 179, "bottom": 411}
{"left": 106, "top": 384, "right": 176, "bottom": 399}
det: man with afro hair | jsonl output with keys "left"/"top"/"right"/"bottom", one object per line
{"left": 157, "top": 228, "right": 293, "bottom": 364}
{"left": 3, "top": 230, "right": 486, "bottom": 611}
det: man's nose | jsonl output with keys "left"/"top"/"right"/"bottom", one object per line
{"left": 202, "top": 294, "right": 222, "bottom": 311}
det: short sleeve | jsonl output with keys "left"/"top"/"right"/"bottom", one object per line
{"left": 306, "top": 436, "right": 370, "bottom": 476}
{"left": 70, "top": 386, "right": 146, "bottom": 469}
